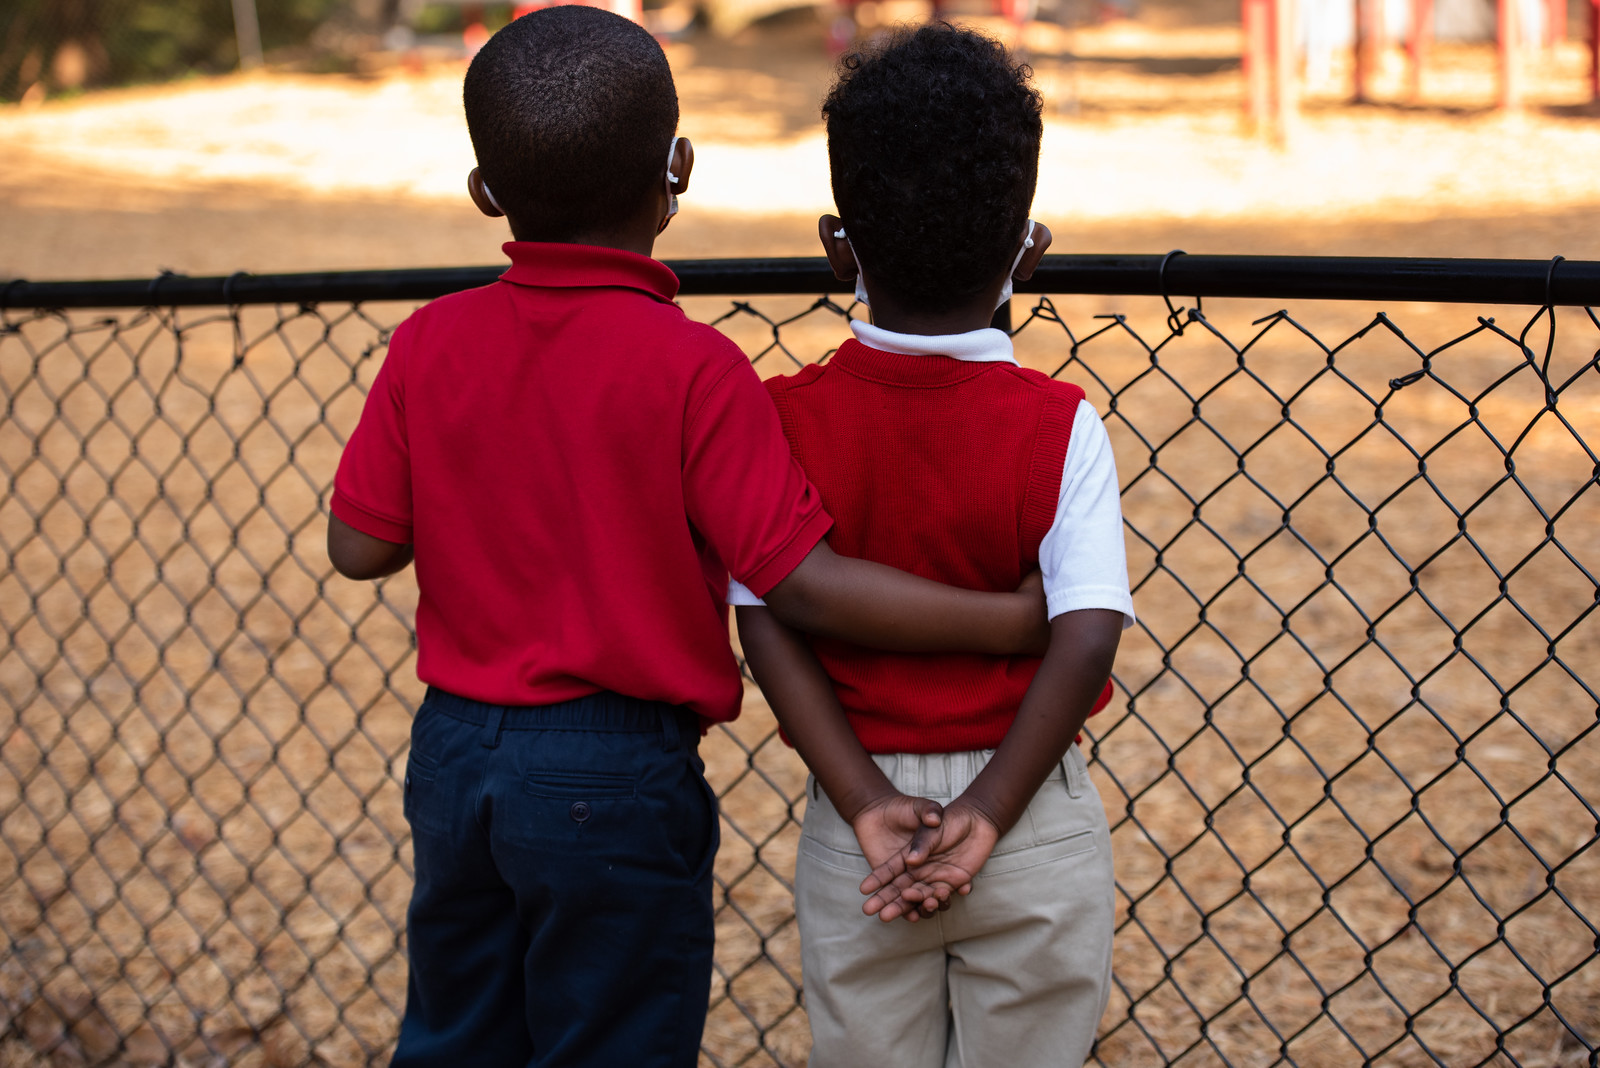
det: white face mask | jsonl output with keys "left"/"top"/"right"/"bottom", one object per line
{"left": 841, "top": 219, "right": 1035, "bottom": 312}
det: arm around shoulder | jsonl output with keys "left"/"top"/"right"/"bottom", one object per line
{"left": 760, "top": 540, "right": 1051, "bottom": 656}
{"left": 686, "top": 349, "right": 1049, "bottom": 656}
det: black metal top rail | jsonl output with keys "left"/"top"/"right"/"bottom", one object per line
{"left": 4, "top": 253, "right": 1598, "bottom": 309}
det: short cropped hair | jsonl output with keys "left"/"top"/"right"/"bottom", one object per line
{"left": 463, "top": 7, "right": 679, "bottom": 241}
{"left": 823, "top": 24, "right": 1043, "bottom": 312}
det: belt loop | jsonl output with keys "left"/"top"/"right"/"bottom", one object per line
{"left": 481, "top": 706, "right": 505, "bottom": 749}
{"left": 660, "top": 705, "right": 682, "bottom": 751}
{"left": 1062, "top": 746, "right": 1084, "bottom": 798}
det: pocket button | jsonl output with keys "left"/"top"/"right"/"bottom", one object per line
{"left": 570, "top": 801, "right": 592, "bottom": 823}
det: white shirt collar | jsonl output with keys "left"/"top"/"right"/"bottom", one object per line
{"left": 849, "top": 320, "right": 1018, "bottom": 366}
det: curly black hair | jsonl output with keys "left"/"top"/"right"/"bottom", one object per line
{"left": 823, "top": 24, "right": 1043, "bottom": 313}
{"left": 463, "top": 7, "right": 679, "bottom": 241}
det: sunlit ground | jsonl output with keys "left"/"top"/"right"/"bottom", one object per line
{"left": 2, "top": 2, "right": 1600, "bottom": 278}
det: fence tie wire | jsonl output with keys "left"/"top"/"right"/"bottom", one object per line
{"left": 1387, "top": 307, "right": 1435, "bottom": 391}
{"left": 1528, "top": 255, "right": 1567, "bottom": 407}
{"left": 221, "top": 270, "right": 250, "bottom": 307}
{"left": 146, "top": 267, "right": 182, "bottom": 307}
{"left": 222, "top": 271, "right": 251, "bottom": 367}
{"left": 1504, "top": 257, "right": 1567, "bottom": 411}
{"left": 1157, "top": 249, "right": 1202, "bottom": 336}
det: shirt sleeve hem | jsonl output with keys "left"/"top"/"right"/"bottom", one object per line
{"left": 1047, "top": 587, "right": 1136, "bottom": 629}
{"left": 738, "top": 509, "right": 834, "bottom": 599}
{"left": 330, "top": 489, "right": 413, "bottom": 545}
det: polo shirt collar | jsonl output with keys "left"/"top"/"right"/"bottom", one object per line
{"left": 849, "top": 320, "right": 1019, "bottom": 366}
{"left": 499, "top": 242, "right": 680, "bottom": 302}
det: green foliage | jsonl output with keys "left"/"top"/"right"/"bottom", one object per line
{"left": 0, "top": 0, "right": 341, "bottom": 101}
{"left": 411, "top": 4, "right": 518, "bottom": 35}
{"left": 410, "top": 4, "right": 465, "bottom": 34}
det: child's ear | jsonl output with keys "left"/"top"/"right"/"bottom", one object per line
{"left": 467, "top": 167, "right": 504, "bottom": 219}
{"left": 670, "top": 137, "right": 693, "bottom": 196}
{"left": 1011, "top": 222, "right": 1052, "bottom": 281}
{"left": 818, "top": 215, "right": 857, "bottom": 282}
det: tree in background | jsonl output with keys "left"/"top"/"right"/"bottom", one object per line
{"left": 0, "top": 0, "right": 339, "bottom": 101}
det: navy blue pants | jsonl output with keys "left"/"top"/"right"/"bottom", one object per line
{"left": 393, "top": 688, "right": 718, "bottom": 1068}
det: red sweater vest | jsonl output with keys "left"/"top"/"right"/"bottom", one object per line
{"left": 767, "top": 339, "right": 1110, "bottom": 754}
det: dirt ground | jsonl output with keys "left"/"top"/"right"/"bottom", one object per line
{"left": 3, "top": 282, "right": 1596, "bottom": 1068}
{"left": 3, "top": 3, "right": 1600, "bottom": 1067}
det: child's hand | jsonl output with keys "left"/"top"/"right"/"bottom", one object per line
{"left": 859, "top": 800, "right": 1001, "bottom": 922}
{"left": 848, "top": 794, "right": 951, "bottom": 922}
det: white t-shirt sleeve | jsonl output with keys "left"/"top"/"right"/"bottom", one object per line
{"left": 1041, "top": 404, "right": 1136, "bottom": 627}
{"left": 727, "top": 578, "right": 766, "bottom": 606}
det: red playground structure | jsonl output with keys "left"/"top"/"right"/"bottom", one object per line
{"left": 1242, "top": 0, "right": 1600, "bottom": 140}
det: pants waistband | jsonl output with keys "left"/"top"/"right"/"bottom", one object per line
{"left": 422, "top": 686, "right": 699, "bottom": 743}
{"left": 831, "top": 746, "right": 1085, "bottom": 801}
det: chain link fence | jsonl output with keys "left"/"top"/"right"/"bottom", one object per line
{"left": 1, "top": 256, "right": 1597, "bottom": 1067}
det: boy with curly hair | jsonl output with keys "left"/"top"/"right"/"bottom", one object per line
{"left": 327, "top": 9, "right": 1054, "bottom": 1065}
{"left": 732, "top": 24, "right": 1134, "bottom": 1066}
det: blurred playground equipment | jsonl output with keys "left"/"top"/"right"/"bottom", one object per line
{"left": 5, "top": 0, "right": 1597, "bottom": 110}
{"left": 1244, "top": 0, "right": 1600, "bottom": 140}
{"left": 418, "top": 0, "right": 1600, "bottom": 111}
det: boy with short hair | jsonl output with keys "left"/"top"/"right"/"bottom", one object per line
{"left": 732, "top": 24, "right": 1135, "bottom": 1067}
{"left": 326, "top": 9, "right": 1051, "bottom": 1065}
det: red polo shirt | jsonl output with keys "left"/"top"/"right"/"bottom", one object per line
{"left": 331, "top": 242, "right": 832, "bottom": 722}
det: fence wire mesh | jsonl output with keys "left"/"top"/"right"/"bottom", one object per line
{"left": 1, "top": 272, "right": 1597, "bottom": 1068}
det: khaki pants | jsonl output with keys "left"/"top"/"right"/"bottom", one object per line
{"left": 795, "top": 745, "right": 1114, "bottom": 1068}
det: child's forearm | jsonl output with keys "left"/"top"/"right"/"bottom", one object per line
{"left": 327, "top": 514, "right": 414, "bottom": 579}
{"left": 762, "top": 541, "right": 1049, "bottom": 656}
{"left": 953, "top": 609, "right": 1123, "bottom": 837}
{"left": 736, "top": 605, "right": 898, "bottom": 822}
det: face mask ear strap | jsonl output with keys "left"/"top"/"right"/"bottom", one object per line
{"left": 482, "top": 181, "right": 505, "bottom": 215}
{"left": 842, "top": 234, "right": 870, "bottom": 309}
{"left": 659, "top": 136, "right": 683, "bottom": 233}
{"left": 993, "top": 219, "right": 1039, "bottom": 315}
{"left": 1012, "top": 220, "right": 1036, "bottom": 271}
